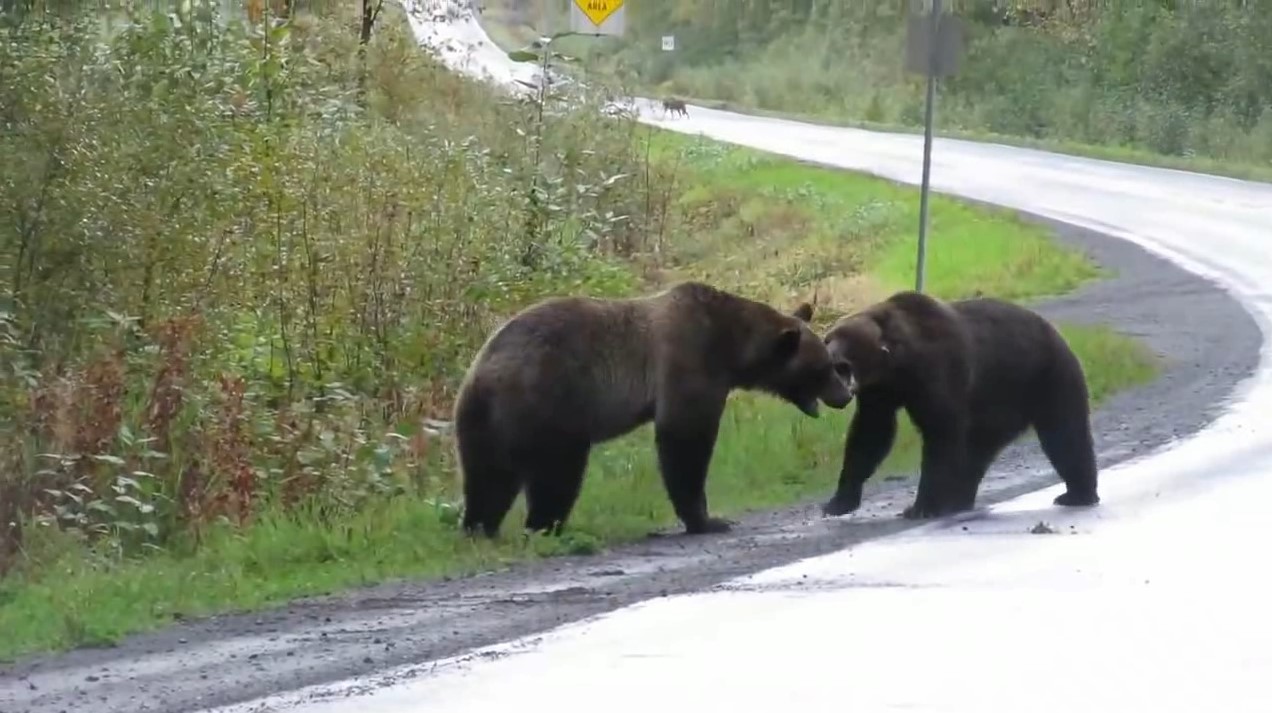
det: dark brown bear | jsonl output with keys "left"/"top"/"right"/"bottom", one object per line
{"left": 662, "top": 97, "right": 689, "bottom": 117}
{"left": 819, "top": 290, "right": 1100, "bottom": 520}
{"left": 454, "top": 282, "right": 853, "bottom": 538}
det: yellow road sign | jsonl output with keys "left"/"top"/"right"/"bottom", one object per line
{"left": 574, "top": 0, "right": 623, "bottom": 28}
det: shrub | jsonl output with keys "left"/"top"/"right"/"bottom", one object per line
{"left": 0, "top": 2, "right": 663, "bottom": 569}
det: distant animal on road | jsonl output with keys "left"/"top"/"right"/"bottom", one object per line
{"left": 661, "top": 97, "right": 689, "bottom": 118}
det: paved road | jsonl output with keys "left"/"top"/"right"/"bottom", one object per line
{"left": 204, "top": 3, "right": 1272, "bottom": 712}
{"left": 215, "top": 461, "right": 1272, "bottom": 713}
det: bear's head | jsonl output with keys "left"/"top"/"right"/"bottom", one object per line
{"left": 750, "top": 302, "right": 854, "bottom": 418}
{"left": 821, "top": 307, "right": 896, "bottom": 398}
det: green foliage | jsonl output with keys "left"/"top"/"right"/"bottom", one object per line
{"left": 645, "top": 131, "right": 1099, "bottom": 306}
{"left": 0, "top": 1, "right": 654, "bottom": 565}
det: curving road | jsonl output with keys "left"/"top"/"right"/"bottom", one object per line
{"left": 4, "top": 3, "right": 1272, "bottom": 712}
{"left": 218, "top": 3, "right": 1272, "bottom": 712}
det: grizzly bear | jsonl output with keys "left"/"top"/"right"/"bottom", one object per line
{"left": 662, "top": 97, "right": 689, "bottom": 118}
{"left": 819, "top": 290, "right": 1100, "bottom": 520}
{"left": 454, "top": 282, "right": 854, "bottom": 538}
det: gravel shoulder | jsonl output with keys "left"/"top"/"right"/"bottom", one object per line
{"left": 0, "top": 212, "right": 1261, "bottom": 713}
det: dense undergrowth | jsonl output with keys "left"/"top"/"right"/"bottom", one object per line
{"left": 0, "top": 1, "right": 653, "bottom": 574}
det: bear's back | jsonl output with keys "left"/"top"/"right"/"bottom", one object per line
{"left": 952, "top": 297, "right": 1069, "bottom": 403}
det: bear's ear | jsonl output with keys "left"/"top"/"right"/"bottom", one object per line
{"left": 792, "top": 302, "right": 814, "bottom": 323}
{"left": 772, "top": 326, "right": 803, "bottom": 364}
{"left": 869, "top": 308, "right": 895, "bottom": 355}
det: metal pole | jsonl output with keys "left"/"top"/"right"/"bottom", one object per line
{"left": 915, "top": 0, "right": 941, "bottom": 293}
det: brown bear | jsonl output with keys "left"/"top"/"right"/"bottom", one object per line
{"left": 662, "top": 97, "right": 689, "bottom": 118}
{"left": 819, "top": 290, "right": 1100, "bottom": 520}
{"left": 453, "top": 282, "right": 853, "bottom": 538}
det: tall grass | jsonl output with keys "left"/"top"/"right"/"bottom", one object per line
{"left": 0, "top": 1, "right": 659, "bottom": 574}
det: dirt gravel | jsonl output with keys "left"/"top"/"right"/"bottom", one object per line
{"left": 0, "top": 212, "right": 1261, "bottom": 713}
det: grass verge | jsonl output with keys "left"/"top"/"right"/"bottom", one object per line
{"left": 0, "top": 128, "right": 1158, "bottom": 661}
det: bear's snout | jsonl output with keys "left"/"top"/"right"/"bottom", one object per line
{"left": 819, "top": 362, "right": 855, "bottom": 410}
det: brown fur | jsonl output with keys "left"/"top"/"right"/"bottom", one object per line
{"left": 819, "top": 290, "right": 1099, "bottom": 520}
{"left": 455, "top": 281, "right": 852, "bottom": 538}
{"left": 661, "top": 97, "right": 689, "bottom": 118}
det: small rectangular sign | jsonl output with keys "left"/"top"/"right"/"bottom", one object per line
{"left": 904, "top": 11, "right": 965, "bottom": 77}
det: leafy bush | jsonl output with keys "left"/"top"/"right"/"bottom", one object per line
{"left": 0, "top": 2, "right": 663, "bottom": 568}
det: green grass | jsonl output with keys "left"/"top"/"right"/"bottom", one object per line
{"left": 0, "top": 129, "right": 1159, "bottom": 663}
{"left": 645, "top": 130, "right": 1101, "bottom": 305}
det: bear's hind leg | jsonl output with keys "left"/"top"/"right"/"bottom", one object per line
{"left": 1033, "top": 380, "right": 1099, "bottom": 507}
{"left": 460, "top": 458, "right": 521, "bottom": 539}
{"left": 457, "top": 387, "right": 521, "bottom": 538}
{"left": 1036, "top": 411, "right": 1099, "bottom": 507}
{"left": 522, "top": 440, "right": 592, "bottom": 536}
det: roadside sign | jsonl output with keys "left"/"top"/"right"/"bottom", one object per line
{"left": 661, "top": 35, "right": 675, "bottom": 51}
{"left": 903, "top": 0, "right": 965, "bottom": 293}
{"left": 570, "top": 0, "right": 625, "bottom": 36}
{"left": 904, "top": 8, "right": 965, "bottom": 77}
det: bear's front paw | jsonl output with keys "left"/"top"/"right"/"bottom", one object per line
{"left": 822, "top": 489, "right": 862, "bottom": 517}
{"left": 684, "top": 516, "right": 734, "bottom": 535}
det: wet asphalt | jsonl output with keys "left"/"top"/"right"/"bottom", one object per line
{"left": 0, "top": 210, "right": 1260, "bottom": 713}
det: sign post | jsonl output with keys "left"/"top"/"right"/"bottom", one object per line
{"left": 569, "top": 0, "right": 626, "bottom": 37}
{"left": 661, "top": 35, "right": 675, "bottom": 52}
{"left": 904, "top": 0, "right": 964, "bottom": 293}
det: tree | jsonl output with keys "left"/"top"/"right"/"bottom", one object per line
{"left": 360, "top": 0, "right": 384, "bottom": 45}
